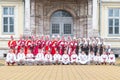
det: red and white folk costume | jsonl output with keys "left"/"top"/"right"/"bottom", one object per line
{"left": 16, "top": 49, "right": 26, "bottom": 65}
{"left": 51, "top": 35, "right": 57, "bottom": 55}
{"left": 44, "top": 35, "right": 50, "bottom": 54}
{"left": 53, "top": 51, "right": 62, "bottom": 64}
{"left": 25, "top": 50, "right": 35, "bottom": 64}
{"left": 35, "top": 49, "right": 44, "bottom": 65}
{"left": 88, "top": 51, "right": 95, "bottom": 63}
{"left": 101, "top": 52, "right": 108, "bottom": 64}
{"left": 78, "top": 51, "right": 88, "bottom": 64}
{"left": 108, "top": 51, "right": 115, "bottom": 64}
{"left": 94, "top": 53, "right": 101, "bottom": 64}
{"left": 17, "top": 36, "right": 24, "bottom": 53}
{"left": 6, "top": 49, "right": 16, "bottom": 65}
{"left": 68, "top": 41, "right": 74, "bottom": 56}
{"left": 24, "top": 37, "right": 32, "bottom": 55}
{"left": 44, "top": 52, "right": 53, "bottom": 64}
{"left": 32, "top": 37, "right": 39, "bottom": 56}
{"left": 70, "top": 51, "right": 78, "bottom": 64}
{"left": 8, "top": 36, "right": 17, "bottom": 53}
{"left": 62, "top": 50, "right": 70, "bottom": 65}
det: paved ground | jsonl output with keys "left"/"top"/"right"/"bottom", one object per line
{"left": 0, "top": 59, "right": 120, "bottom": 80}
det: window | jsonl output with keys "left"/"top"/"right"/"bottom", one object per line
{"left": 64, "top": 24, "right": 71, "bottom": 34}
{"left": 52, "top": 10, "right": 72, "bottom": 17}
{"left": 3, "top": 7, "right": 14, "bottom": 33}
{"left": 108, "top": 9, "right": 120, "bottom": 35}
{"left": 52, "top": 24, "right": 60, "bottom": 34}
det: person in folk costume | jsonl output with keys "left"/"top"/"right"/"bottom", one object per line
{"left": 99, "top": 38, "right": 106, "bottom": 56}
{"left": 16, "top": 49, "right": 26, "bottom": 65}
{"left": 44, "top": 50, "right": 53, "bottom": 65}
{"left": 96, "top": 38, "right": 101, "bottom": 55}
{"left": 101, "top": 52, "right": 108, "bottom": 65}
{"left": 25, "top": 49, "right": 35, "bottom": 65}
{"left": 56, "top": 35, "right": 61, "bottom": 52}
{"left": 29, "top": 36, "right": 35, "bottom": 54}
{"left": 24, "top": 36, "right": 31, "bottom": 55}
{"left": 108, "top": 51, "right": 115, "bottom": 65}
{"left": 20, "top": 36, "right": 26, "bottom": 49}
{"left": 80, "top": 38, "right": 86, "bottom": 52}
{"left": 6, "top": 49, "right": 16, "bottom": 66}
{"left": 88, "top": 51, "right": 95, "bottom": 64}
{"left": 94, "top": 39, "right": 98, "bottom": 56}
{"left": 90, "top": 40, "right": 96, "bottom": 56}
{"left": 8, "top": 35, "right": 17, "bottom": 53}
{"left": 62, "top": 50, "right": 70, "bottom": 65}
{"left": 70, "top": 50, "right": 78, "bottom": 65}
{"left": 73, "top": 37, "right": 79, "bottom": 55}
{"left": 16, "top": 35, "right": 23, "bottom": 54}
{"left": 59, "top": 36, "right": 66, "bottom": 55}
{"left": 94, "top": 52, "right": 101, "bottom": 65}
{"left": 37, "top": 37, "right": 42, "bottom": 49}
{"left": 41, "top": 35, "right": 45, "bottom": 49}
{"left": 68, "top": 37, "right": 74, "bottom": 56}
{"left": 44, "top": 35, "right": 50, "bottom": 55}
{"left": 72, "top": 37, "right": 77, "bottom": 50}
{"left": 84, "top": 38, "right": 89, "bottom": 55}
{"left": 53, "top": 50, "right": 62, "bottom": 65}
{"left": 78, "top": 38, "right": 82, "bottom": 53}
{"left": 67, "top": 36, "right": 72, "bottom": 55}
{"left": 51, "top": 35, "right": 57, "bottom": 55}
{"left": 105, "top": 44, "right": 111, "bottom": 55}
{"left": 64, "top": 39, "right": 68, "bottom": 52}
{"left": 35, "top": 49, "right": 44, "bottom": 65}
{"left": 78, "top": 51, "right": 88, "bottom": 65}
{"left": 32, "top": 36, "right": 39, "bottom": 56}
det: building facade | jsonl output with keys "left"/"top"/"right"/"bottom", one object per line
{"left": 0, "top": 0, "right": 120, "bottom": 55}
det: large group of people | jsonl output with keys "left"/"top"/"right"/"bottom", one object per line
{"left": 6, "top": 35, "right": 115, "bottom": 66}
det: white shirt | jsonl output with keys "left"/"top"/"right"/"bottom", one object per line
{"left": 35, "top": 53, "right": 44, "bottom": 60}
{"left": 71, "top": 54, "right": 78, "bottom": 61}
{"left": 6, "top": 53, "right": 16, "bottom": 61}
{"left": 78, "top": 54, "right": 88, "bottom": 62}
{"left": 53, "top": 53, "right": 62, "bottom": 61}
{"left": 17, "top": 53, "right": 25, "bottom": 60}
{"left": 88, "top": 54, "right": 95, "bottom": 61}
{"left": 26, "top": 53, "right": 34, "bottom": 59}
{"left": 94, "top": 55, "right": 101, "bottom": 61}
{"left": 45, "top": 53, "right": 52, "bottom": 61}
{"left": 101, "top": 54, "right": 108, "bottom": 61}
{"left": 108, "top": 54, "right": 115, "bottom": 62}
{"left": 62, "top": 54, "right": 70, "bottom": 61}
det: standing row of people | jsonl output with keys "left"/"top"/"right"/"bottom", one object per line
{"left": 8, "top": 35, "right": 111, "bottom": 56}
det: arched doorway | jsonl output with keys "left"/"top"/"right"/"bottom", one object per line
{"left": 50, "top": 10, "right": 73, "bottom": 37}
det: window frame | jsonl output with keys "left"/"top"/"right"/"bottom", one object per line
{"left": 108, "top": 8, "right": 120, "bottom": 35}
{"left": 2, "top": 6, "right": 15, "bottom": 34}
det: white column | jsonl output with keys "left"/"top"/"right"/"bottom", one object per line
{"left": 92, "top": 0, "right": 98, "bottom": 30}
{"left": 24, "top": 0, "right": 31, "bottom": 35}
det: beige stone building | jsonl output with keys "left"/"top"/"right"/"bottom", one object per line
{"left": 0, "top": 0, "right": 120, "bottom": 55}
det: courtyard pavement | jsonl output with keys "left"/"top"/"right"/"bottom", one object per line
{"left": 0, "top": 59, "right": 120, "bottom": 80}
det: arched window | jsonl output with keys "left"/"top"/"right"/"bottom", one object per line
{"left": 50, "top": 10, "right": 73, "bottom": 36}
{"left": 51, "top": 10, "right": 72, "bottom": 17}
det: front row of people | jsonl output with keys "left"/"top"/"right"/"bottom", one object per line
{"left": 6, "top": 49, "right": 116, "bottom": 66}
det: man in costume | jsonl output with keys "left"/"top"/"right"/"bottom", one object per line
{"left": 6, "top": 49, "right": 16, "bottom": 66}
{"left": 8, "top": 36, "right": 17, "bottom": 53}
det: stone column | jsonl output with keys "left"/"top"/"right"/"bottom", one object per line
{"left": 87, "top": 0, "right": 93, "bottom": 37}
{"left": 30, "top": 0, "right": 35, "bottom": 35}
{"left": 24, "top": 0, "right": 31, "bottom": 36}
{"left": 92, "top": 0, "right": 98, "bottom": 37}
